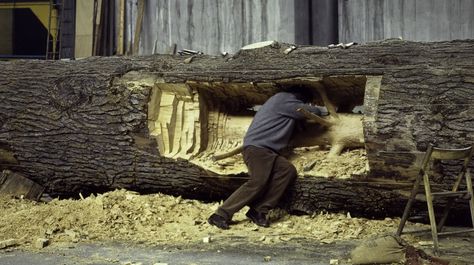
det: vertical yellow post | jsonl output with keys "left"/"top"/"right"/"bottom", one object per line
{"left": 133, "top": 0, "right": 145, "bottom": 55}
{"left": 117, "top": 0, "right": 125, "bottom": 55}
{"left": 75, "top": 0, "right": 94, "bottom": 58}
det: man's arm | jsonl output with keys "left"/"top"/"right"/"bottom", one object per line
{"left": 278, "top": 98, "right": 328, "bottom": 120}
{"left": 296, "top": 108, "right": 333, "bottom": 126}
{"left": 303, "top": 104, "right": 329, "bottom": 116}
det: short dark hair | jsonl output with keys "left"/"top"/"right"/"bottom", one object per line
{"left": 283, "top": 84, "right": 314, "bottom": 103}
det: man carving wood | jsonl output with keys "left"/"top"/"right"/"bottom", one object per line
{"left": 208, "top": 86, "right": 327, "bottom": 229}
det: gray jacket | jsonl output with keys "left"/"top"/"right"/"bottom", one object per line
{"left": 243, "top": 92, "right": 325, "bottom": 153}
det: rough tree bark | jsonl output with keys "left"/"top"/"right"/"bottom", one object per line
{"left": 0, "top": 40, "right": 473, "bottom": 222}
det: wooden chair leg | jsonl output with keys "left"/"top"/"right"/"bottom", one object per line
{"left": 437, "top": 198, "right": 454, "bottom": 233}
{"left": 466, "top": 169, "right": 474, "bottom": 229}
{"left": 438, "top": 169, "right": 466, "bottom": 231}
{"left": 423, "top": 172, "right": 440, "bottom": 255}
{"left": 397, "top": 173, "right": 423, "bottom": 236}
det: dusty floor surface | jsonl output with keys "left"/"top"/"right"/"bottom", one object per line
{"left": 1, "top": 189, "right": 473, "bottom": 264}
{"left": 0, "top": 239, "right": 357, "bottom": 265}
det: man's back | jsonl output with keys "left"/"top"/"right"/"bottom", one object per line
{"left": 243, "top": 92, "right": 320, "bottom": 152}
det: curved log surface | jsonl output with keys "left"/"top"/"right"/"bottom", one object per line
{"left": 0, "top": 40, "right": 473, "bottom": 223}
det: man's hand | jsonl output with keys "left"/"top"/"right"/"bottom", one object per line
{"left": 316, "top": 106, "right": 329, "bottom": 116}
{"left": 307, "top": 104, "right": 329, "bottom": 116}
{"left": 313, "top": 105, "right": 329, "bottom": 116}
{"left": 296, "top": 108, "right": 333, "bottom": 127}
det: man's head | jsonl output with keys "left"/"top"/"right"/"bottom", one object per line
{"left": 284, "top": 85, "right": 315, "bottom": 103}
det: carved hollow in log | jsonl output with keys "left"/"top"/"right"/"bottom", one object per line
{"left": 139, "top": 74, "right": 380, "bottom": 177}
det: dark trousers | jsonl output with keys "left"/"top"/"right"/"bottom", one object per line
{"left": 216, "top": 145, "right": 297, "bottom": 220}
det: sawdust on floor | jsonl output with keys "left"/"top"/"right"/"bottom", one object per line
{"left": 0, "top": 189, "right": 426, "bottom": 250}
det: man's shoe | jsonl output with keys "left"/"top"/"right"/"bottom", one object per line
{"left": 208, "top": 213, "right": 230, "bottom": 230}
{"left": 246, "top": 208, "right": 270, "bottom": 227}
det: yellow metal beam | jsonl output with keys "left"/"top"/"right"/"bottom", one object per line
{"left": 0, "top": 2, "right": 50, "bottom": 7}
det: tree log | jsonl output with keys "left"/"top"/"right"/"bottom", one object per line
{"left": 1, "top": 40, "right": 473, "bottom": 223}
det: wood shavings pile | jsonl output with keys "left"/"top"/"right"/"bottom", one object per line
{"left": 0, "top": 189, "right": 425, "bottom": 250}
{"left": 192, "top": 148, "right": 368, "bottom": 178}
{"left": 291, "top": 148, "right": 369, "bottom": 179}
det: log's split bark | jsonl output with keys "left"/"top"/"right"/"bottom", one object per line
{"left": 0, "top": 40, "right": 473, "bottom": 223}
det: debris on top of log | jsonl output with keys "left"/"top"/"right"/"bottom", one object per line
{"left": 240, "top": 40, "right": 279, "bottom": 50}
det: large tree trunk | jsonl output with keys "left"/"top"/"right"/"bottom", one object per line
{"left": 1, "top": 40, "right": 473, "bottom": 223}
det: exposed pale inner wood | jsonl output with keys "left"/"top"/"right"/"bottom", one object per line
{"left": 144, "top": 75, "right": 378, "bottom": 176}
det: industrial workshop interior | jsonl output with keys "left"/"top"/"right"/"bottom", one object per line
{"left": 1, "top": 0, "right": 474, "bottom": 264}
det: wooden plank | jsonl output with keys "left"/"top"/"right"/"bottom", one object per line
{"left": 92, "top": 0, "right": 102, "bottom": 55}
{"left": 117, "top": 0, "right": 125, "bottom": 55}
{"left": 74, "top": 0, "right": 95, "bottom": 58}
{"left": 133, "top": 0, "right": 145, "bottom": 55}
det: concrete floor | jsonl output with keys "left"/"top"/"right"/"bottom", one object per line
{"left": 0, "top": 239, "right": 355, "bottom": 265}
{"left": 1, "top": 232, "right": 473, "bottom": 265}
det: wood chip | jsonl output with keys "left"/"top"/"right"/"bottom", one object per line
{"left": 283, "top": 45, "right": 297, "bottom": 54}
{"left": 184, "top": 56, "right": 196, "bottom": 64}
{"left": 34, "top": 238, "right": 49, "bottom": 249}
{"left": 418, "top": 241, "right": 433, "bottom": 246}
{"left": 321, "top": 239, "right": 334, "bottom": 244}
{"left": 241, "top": 41, "right": 277, "bottom": 50}
{"left": 0, "top": 239, "right": 17, "bottom": 249}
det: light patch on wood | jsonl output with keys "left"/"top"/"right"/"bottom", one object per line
{"left": 464, "top": 77, "right": 474, "bottom": 83}
{"left": 278, "top": 76, "right": 323, "bottom": 84}
{"left": 363, "top": 76, "right": 383, "bottom": 122}
{"left": 115, "top": 71, "right": 157, "bottom": 91}
{"left": 146, "top": 81, "right": 253, "bottom": 175}
{"left": 241, "top": 40, "right": 277, "bottom": 50}
{"left": 0, "top": 149, "right": 17, "bottom": 164}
